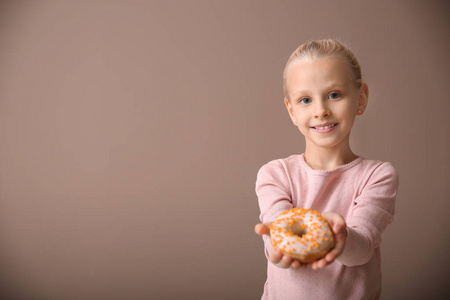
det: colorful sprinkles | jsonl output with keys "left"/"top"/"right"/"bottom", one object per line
{"left": 269, "top": 208, "right": 334, "bottom": 260}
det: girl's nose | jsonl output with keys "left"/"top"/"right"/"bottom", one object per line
{"left": 314, "top": 101, "right": 330, "bottom": 118}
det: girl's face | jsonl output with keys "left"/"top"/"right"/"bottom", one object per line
{"left": 284, "top": 57, "right": 368, "bottom": 152}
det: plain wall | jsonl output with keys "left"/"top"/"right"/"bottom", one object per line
{"left": 0, "top": 1, "right": 449, "bottom": 299}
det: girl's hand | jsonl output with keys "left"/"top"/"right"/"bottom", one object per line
{"left": 310, "top": 212, "right": 347, "bottom": 270}
{"left": 254, "top": 223, "right": 308, "bottom": 269}
{"left": 255, "top": 212, "right": 347, "bottom": 270}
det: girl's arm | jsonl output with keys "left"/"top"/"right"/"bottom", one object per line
{"left": 256, "top": 160, "right": 293, "bottom": 223}
{"left": 255, "top": 160, "right": 296, "bottom": 268}
{"left": 336, "top": 162, "right": 399, "bottom": 266}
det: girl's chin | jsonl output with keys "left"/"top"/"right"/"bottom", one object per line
{"left": 305, "top": 137, "right": 351, "bottom": 151}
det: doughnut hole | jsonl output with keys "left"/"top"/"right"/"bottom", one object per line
{"left": 290, "top": 221, "right": 308, "bottom": 237}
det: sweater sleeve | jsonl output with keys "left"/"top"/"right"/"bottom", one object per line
{"left": 337, "top": 162, "right": 399, "bottom": 266}
{"left": 256, "top": 160, "right": 294, "bottom": 224}
{"left": 255, "top": 160, "right": 294, "bottom": 261}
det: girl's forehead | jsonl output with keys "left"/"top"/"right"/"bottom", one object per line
{"left": 286, "top": 57, "right": 353, "bottom": 87}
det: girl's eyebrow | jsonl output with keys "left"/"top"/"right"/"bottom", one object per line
{"left": 291, "top": 83, "right": 347, "bottom": 98}
{"left": 292, "top": 90, "right": 310, "bottom": 98}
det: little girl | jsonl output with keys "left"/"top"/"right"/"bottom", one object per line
{"left": 254, "top": 39, "right": 399, "bottom": 299}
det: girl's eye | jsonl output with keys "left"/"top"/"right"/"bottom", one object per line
{"left": 299, "top": 97, "right": 312, "bottom": 104}
{"left": 328, "top": 92, "right": 341, "bottom": 100}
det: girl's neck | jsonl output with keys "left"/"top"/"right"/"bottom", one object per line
{"left": 303, "top": 144, "right": 358, "bottom": 171}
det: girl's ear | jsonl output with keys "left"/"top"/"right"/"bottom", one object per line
{"left": 284, "top": 98, "right": 297, "bottom": 125}
{"left": 357, "top": 83, "right": 369, "bottom": 115}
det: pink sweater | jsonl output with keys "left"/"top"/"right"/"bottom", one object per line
{"left": 256, "top": 154, "right": 398, "bottom": 300}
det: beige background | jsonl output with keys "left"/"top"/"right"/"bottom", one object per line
{"left": 0, "top": 1, "right": 448, "bottom": 299}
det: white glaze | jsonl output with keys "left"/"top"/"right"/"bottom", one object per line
{"left": 270, "top": 208, "right": 334, "bottom": 261}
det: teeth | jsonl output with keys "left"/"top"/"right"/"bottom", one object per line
{"left": 315, "top": 124, "right": 336, "bottom": 130}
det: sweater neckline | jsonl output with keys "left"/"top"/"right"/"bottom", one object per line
{"left": 299, "top": 153, "right": 364, "bottom": 176}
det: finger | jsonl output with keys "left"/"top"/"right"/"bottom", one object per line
{"left": 291, "top": 260, "right": 301, "bottom": 269}
{"left": 325, "top": 231, "right": 347, "bottom": 262}
{"left": 254, "top": 223, "right": 270, "bottom": 236}
{"left": 279, "top": 255, "right": 293, "bottom": 268}
{"left": 331, "top": 221, "right": 345, "bottom": 235}
{"left": 325, "top": 239, "right": 344, "bottom": 261}
{"left": 321, "top": 212, "right": 347, "bottom": 262}
{"left": 311, "top": 258, "right": 329, "bottom": 270}
{"left": 322, "top": 212, "right": 345, "bottom": 231}
{"left": 270, "top": 249, "right": 283, "bottom": 264}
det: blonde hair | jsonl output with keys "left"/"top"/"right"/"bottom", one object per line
{"left": 283, "top": 39, "right": 363, "bottom": 98}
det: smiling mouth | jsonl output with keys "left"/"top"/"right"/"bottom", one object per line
{"left": 312, "top": 123, "right": 338, "bottom": 130}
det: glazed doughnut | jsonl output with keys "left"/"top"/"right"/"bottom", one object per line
{"left": 269, "top": 208, "right": 334, "bottom": 263}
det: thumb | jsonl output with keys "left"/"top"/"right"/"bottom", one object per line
{"left": 322, "top": 212, "right": 346, "bottom": 234}
{"left": 254, "top": 223, "right": 271, "bottom": 236}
